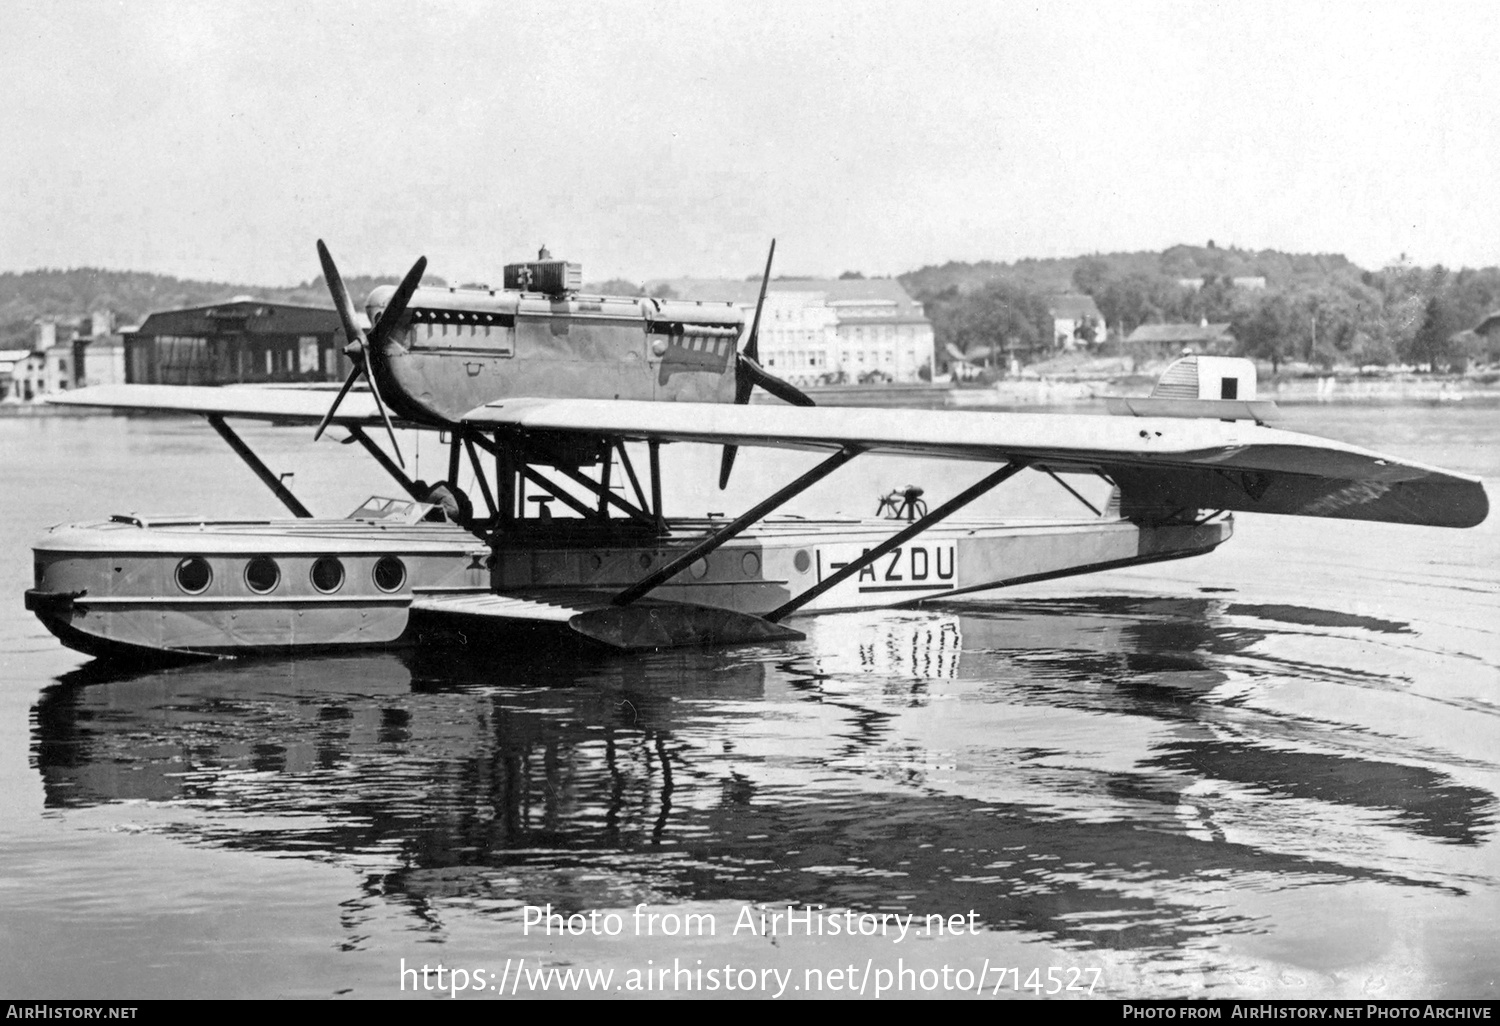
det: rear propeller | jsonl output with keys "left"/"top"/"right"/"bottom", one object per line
{"left": 313, "top": 239, "right": 427, "bottom": 467}
{"left": 718, "top": 239, "right": 816, "bottom": 489}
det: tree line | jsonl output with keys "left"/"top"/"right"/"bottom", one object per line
{"left": 899, "top": 244, "right": 1500, "bottom": 373}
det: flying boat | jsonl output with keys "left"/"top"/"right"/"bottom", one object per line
{"left": 27, "top": 241, "right": 1489, "bottom": 660}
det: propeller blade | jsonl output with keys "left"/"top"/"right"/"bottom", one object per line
{"left": 718, "top": 445, "right": 739, "bottom": 491}
{"left": 369, "top": 255, "right": 428, "bottom": 347}
{"left": 363, "top": 354, "right": 404, "bottom": 468}
{"left": 743, "top": 239, "right": 775, "bottom": 364}
{"left": 717, "top": 354, "right": 814, "bottom": 490}
{"left": 719, "top": 240, "right": 777, "bottom": 489}
{"left": 314, "top": 240, "right": 410, "bottom": 466}
{"left": 315, "top": 239, "right": 373, "bottom": 444}
{"left": 733, "top": 362, "right": 754, "bottom": 406}
{"left": 312, "top": 364, "right": 363, "bottom": 442}
{"left": 742, "top": 354, "right": 816, "bottom": 407}
{"left": 316, "top": 239, "right": 367, "bottom": 353}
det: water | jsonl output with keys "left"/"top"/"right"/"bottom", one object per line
{"left": 0, "top": 404, "right": 1496, "bottom": 999}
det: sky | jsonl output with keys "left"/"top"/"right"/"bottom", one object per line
{"left": 4, "top": 0, "right": 1499, "bottom": 286}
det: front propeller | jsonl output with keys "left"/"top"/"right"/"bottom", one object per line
{"left": 718, "top": 239, "right": 816, "bottom": 489}
{"left": 313, "top": 239, "right": 427, "bottom": 467}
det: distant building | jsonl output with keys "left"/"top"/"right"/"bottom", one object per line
{"left": 7, "top": 320, "right": 77, "bottom": 399}
{"left": 42, "top": 338, "right": 73, "bottom": 394}
{"left": 645, "top": 278, "right": 935, "bottom": 386}
{"left": 0, "top": 349, "right": 32, "bottom": 401}
{"left": 1126, "top": 322, "right": 1237, "bottom": 356}
{"left": 1047, "top": 294, "right": 1104, "bottom": 349}
{"left": 76, "top": 332, "right": 129, "bottom": 388}
{"left": 1473, "top": 312, "right": 1500, "bottom": 366}
{"left": 127, "top": 299, "right": 346, "bottom": 385}
{"left": 4, "top": 314, "right": 131, "bottom": 400}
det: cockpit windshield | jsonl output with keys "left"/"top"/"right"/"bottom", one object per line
{"left": 346, "top": 496, "right": 435, "bottom": 524}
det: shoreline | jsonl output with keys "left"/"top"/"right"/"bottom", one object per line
{"left": 802, "top": 376, "right": 1500, "bottom": 409}
{"left": 6, "top": 375, "right": 1497, "bottom": 418}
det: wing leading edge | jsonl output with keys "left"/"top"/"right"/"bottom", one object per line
{"left": 461, "top": 397, "right": 1488, "bottom": 529}
{"left": 47, "top": 383, "right": 394, "bottom": 425}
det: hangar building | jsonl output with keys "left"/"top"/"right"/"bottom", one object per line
{"left": 126, "top": 299, "right": 349, "bottom": 385}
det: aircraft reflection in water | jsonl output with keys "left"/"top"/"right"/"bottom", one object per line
{"left": 33, "top": 597, "right": 1494, "bottom": 954}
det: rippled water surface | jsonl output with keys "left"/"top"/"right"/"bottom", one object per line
{"left": 0, "top": 404, "right": 1496, "bottom": 999}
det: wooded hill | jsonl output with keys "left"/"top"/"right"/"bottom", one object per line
{"left": 0, "top": 268, "right": 444, "bottom": 349}
{"left": 897, "top": 244, "right": 1500, "bottom": 372}
{"left": 898, "top": 244, "right": 1363, "bottom": 297}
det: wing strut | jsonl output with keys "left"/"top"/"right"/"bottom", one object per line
{"left": 766, "top": 460, "right": 1030, "bottom": 622}
{"left": 613, "top": 445, "right": 865, "bottom": 607}
{"left": 347, "top": 426, "right": 425, "bottom": 503}
{"left": 1042, "top": 468, "right": 1103, "bottom": 517}
{"left": 462, "top": 434, "right": 499, "bottom": 518}
{"left": 208, "top": 415, "right": 313, "bottom": 518}
{"left": 462, "top": 431, "right": 659, "bottom": 528}
{"left": 615, "top": 442, "right": 650, "bottom": 515}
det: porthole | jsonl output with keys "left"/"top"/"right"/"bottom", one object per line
{"left": 310, "top": 556, "right": 345, "bottom": 594}
{"left": 244, "top": 556, "right": 281, "bottom": 594}
{"left": 793, "top": 549, "right": 811, "bottom": 573}
{"left": 372, "top": 556, "right": 406, "bottom": 593}
{"left": 689, "top": 557, "right": 709, "bottom": 580}
{"left": 175, "top": 556, "right": 212, "bottom": 594}
{"left": 741, "top": 552, "right": 761, "bottom": 577}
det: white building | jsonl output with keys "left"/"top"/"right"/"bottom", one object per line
{"left": 1047, "top": 294, "right": 1105, "bottom": 350}
{"left": 0, "top": 349, "right": 32, "bottom": 401}
{"left": 76, "top": 331, "right": 129, "bottom": 388}
{"left": 3, "top": 316, "right": 129, "bottom": 400}
{"left": 648, "top": 278, "right": 935, "bottom": 386}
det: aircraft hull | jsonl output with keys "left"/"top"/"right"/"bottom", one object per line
{"left": 26, "top": 514, "right": 1230, "bottom": 660}
{"left": 27, "top": 516, "right": 487, "bottom": 661}
{"left": 488, "top": 516, "right": 1230, "bottom": 613}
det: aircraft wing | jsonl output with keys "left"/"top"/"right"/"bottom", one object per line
{"left": 46, "top": 383, "right": 394, "bottom": 425}
{"left": 460, "top": 397, "right": 1489, "bottom": 529}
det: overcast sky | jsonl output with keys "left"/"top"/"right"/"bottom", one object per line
{"left": 4, "top": 1, "right": 1498, "bottom": 285}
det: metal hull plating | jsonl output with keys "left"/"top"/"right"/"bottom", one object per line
{"left": 28, "top": 512, "right": 1230, "bottom": 659}
{"left": 28, "top": 516, "right": 488, "bottom": 659}
{"left": 489, "top": 516, "right": 1232, "bottom": 614}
